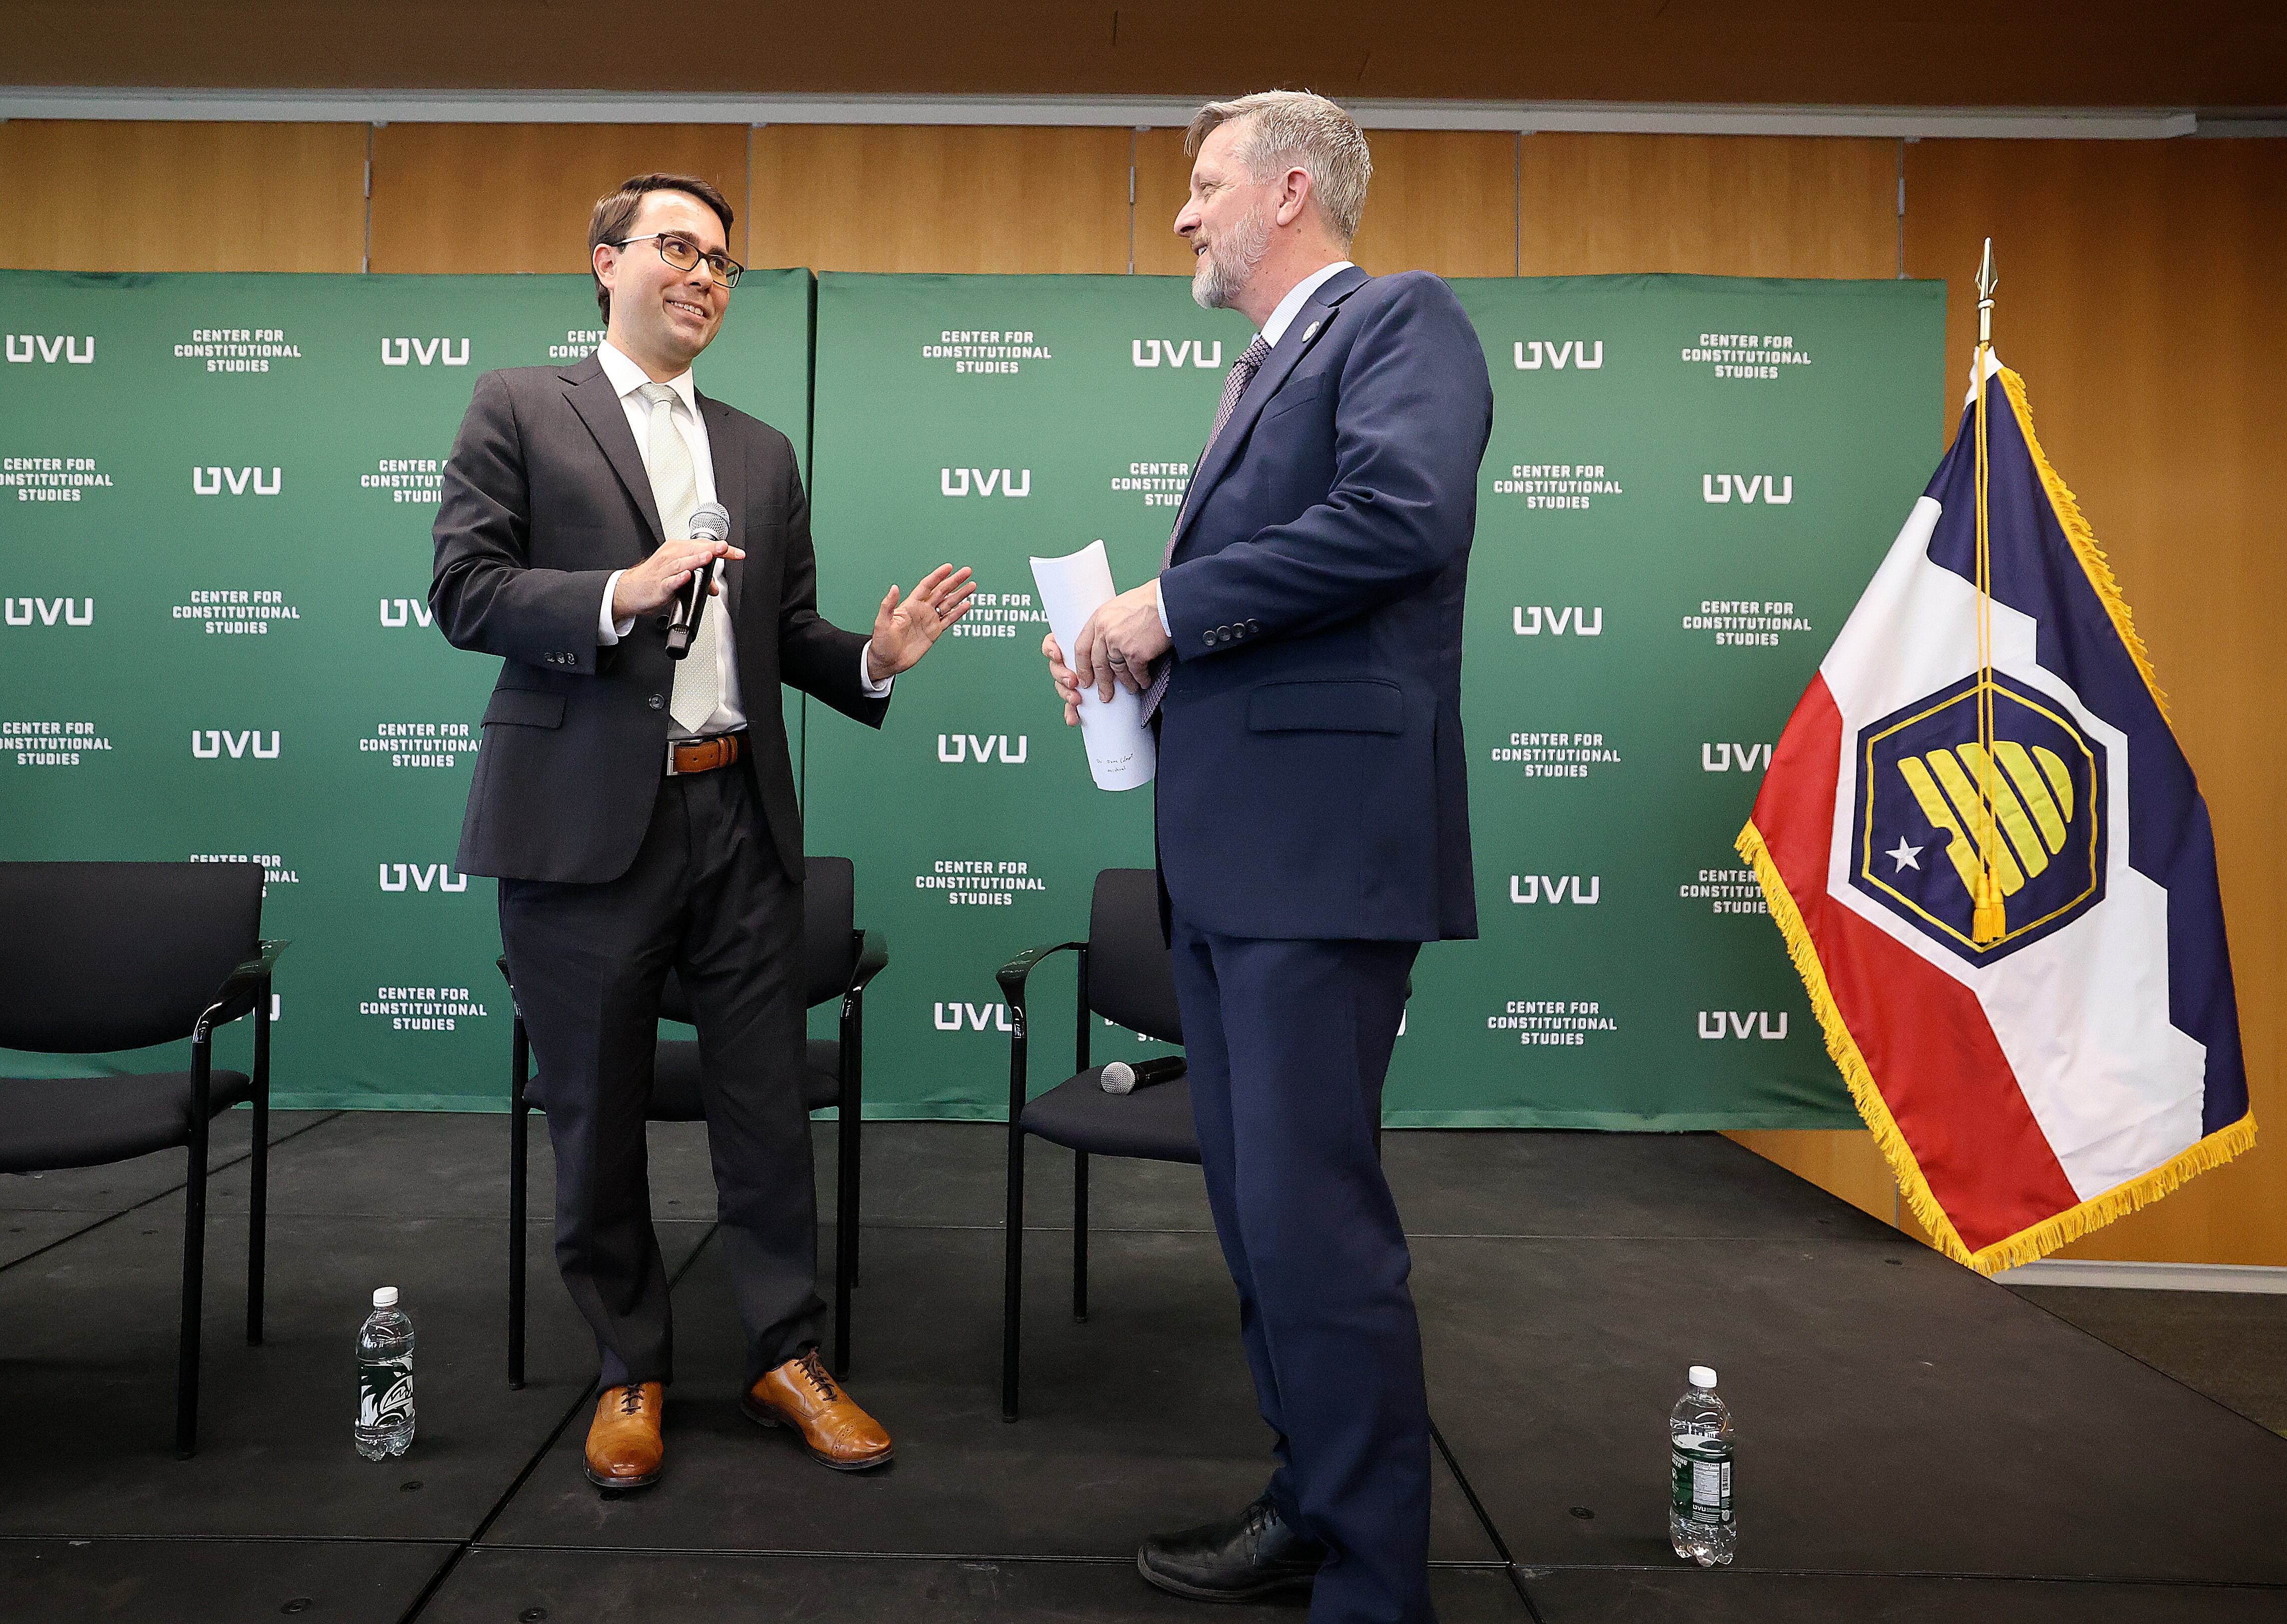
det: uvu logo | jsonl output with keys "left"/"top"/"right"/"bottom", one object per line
{"left": 6, "top": 335, "right": 95, "bottom": 364}
{"left": 935, "top": 1000, "right": 1012, "bottom": 1032}
{"left": 938, "top": 733, "right": 1028, "bottom": 764}
{"left": 1513, "top": 340, "right": 1603, "bottom": 370}
{"left": 1509, "top": 873, "right": 1601, "bottom": 904}
{"left": 1702, "top": 473, "right": 1794, "bottom": 504}
{"left": 378, "top": 862, "right": 468, "bottom": 893}
{"left": 193, "top": 466, "right": 282, "bottom": 496}
{"left": 192, "top": 729, "right": 280, "bottom": 759}
{"left": 5, "top": 597, "right": 94, "bottom": 626}
{"left": 380, "top": 338, "right": 470, "bottom": 367}
{"left": 1698, "top": 1010, "right": 1789, "bottom": 1040}
{"left": 1132, "top": 339, "right": 1226, "bottom": 368}
{"left": 1513, "top": 605, "right": 1603, "bottom": 635}
{"left": 939, "top": 468, "right": 1032, "bottom": 497}
{"left": 1702, "top": 742, "right": 1773, "bottom": 773}
{"left": 380, "top": 598, "right": 435, "bottom": 628}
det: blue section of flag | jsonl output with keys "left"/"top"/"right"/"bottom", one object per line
{"left": 1919, "top": 374, "right": 2247, "bottom": 1134}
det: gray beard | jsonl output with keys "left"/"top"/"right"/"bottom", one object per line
{"left": 1192, "top": 204, "right": 1271, "bottom": 311}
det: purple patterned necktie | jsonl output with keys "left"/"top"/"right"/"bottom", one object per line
{"left": 1141, "top": 332, "right": 1274, "bottom": 719}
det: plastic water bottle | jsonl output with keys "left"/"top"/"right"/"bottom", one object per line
{"left": 1669, "top": 1365, "right": 1734, "bottom": 1566}
{"left": 354, "top": 1286, "right": 416, "bottom": 1460}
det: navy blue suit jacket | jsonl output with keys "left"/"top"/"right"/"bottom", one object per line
{"left": 1155, "top": 265, "right": 1493, "bottom": 942}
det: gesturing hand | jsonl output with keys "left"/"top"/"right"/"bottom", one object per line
{"left": 867, "top": 564, "right": 976, "bottom": 682}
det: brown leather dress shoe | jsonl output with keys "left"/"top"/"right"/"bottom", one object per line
{"left": 742, "top": 1349, "right": 894, "bottom": 1470}
{"left": 583, "top": 1382, "right": 665, "bottom": 1489}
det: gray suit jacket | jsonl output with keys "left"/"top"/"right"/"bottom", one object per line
{"left": 430, "top": 355, "right": 885, "bottom": 885}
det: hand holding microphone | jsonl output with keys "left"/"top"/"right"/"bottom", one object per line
{"left": 607, "top": 502, "right": 742, "bottom": 628}
{"left": 665, "top": 501, "right": 732, "bottom": 658}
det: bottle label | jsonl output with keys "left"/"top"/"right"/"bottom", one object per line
{"left": 1672, "top": 1441, "right": 1733, "bottom": 1526}
{"left": 359, "top": 1356, "right": 414, "bottom": 1429}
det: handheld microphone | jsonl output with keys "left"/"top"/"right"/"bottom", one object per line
{"left": 1100, "top": 1057, "right": 1186, "bottom": 1095}
{"left": 665, "top": 501, "right": 732, "bottom": 659}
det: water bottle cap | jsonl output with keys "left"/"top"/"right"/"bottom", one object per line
{"left": 373, "top": 1286, "right": 399, "bottom": 1309}
{"left": 1689, "top": 1365, "right": 1717, "bottom": 1389}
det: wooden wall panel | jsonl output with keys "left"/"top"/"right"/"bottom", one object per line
{"left": 0, "top": 121, "right": 366, "bottom": 272}
{"left": 1133, "top": 128, "right": 1197, "bottom": 277}
{"left": 369, "top": 124, "right": 750, "bottom": 273}
{"left": 1906, "top": 138, "right": 2287, "bottom": 1267}
{"left": 1519, "top": 133, "right": 1898, "bottom": 279}
{"left": 749, "top": 126, "right": 1129, "bottom": 274}
{"left": 1134, "top": 127, "right": 1520, "bottom": 279}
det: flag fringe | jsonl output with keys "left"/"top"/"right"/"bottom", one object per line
{"left": 1736, "top": 818, "right": 2257, "bottom": 1275}
{"left": 1734, "top": 818, "right": 1974, "bottom": 1265}
{"left": 1963, "top": 1114, "right": 2257, "bottom": 1275}
{"left": 1997, "top": 368, "right": 2172, "bottom": 727}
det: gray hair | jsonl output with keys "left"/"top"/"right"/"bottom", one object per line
{"left": 1186, "top": 91, "right": 1372, "bottom": 246}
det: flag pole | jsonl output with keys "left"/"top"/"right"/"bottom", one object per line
{"left": 1970, "top": 239, "right": 2006, "bottom": 945}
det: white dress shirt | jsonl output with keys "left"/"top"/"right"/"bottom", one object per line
{"left": 591, "top": 341, "right": 890, "bottom": 730}
{"left": 1157, "top": 260, "right": 1355, "bottom": 633}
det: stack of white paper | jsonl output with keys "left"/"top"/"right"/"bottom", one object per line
{"left": 1029, "top": 540, "right": 1157, "bottom": 792}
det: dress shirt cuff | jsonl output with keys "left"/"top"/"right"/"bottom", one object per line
{"left": 1155, "top": 579, "right": 1172, "bottom": 635}
{"left": 598, "top": 570, "right": 636, "bottom": 645}
{"left": 859, "top": 642, "right": 895, "bottom": 698}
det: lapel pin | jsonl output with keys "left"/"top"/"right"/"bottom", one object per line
{"left": 1302, "top": 320, "right": 1321, "bottom": 343}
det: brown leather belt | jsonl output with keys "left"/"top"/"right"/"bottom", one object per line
{"left": 667, "top": 732, "right": 743, "bottom": 777}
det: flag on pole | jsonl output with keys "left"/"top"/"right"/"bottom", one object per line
{"left": 1736, "top": 356, "right": 2252, "bottom": 1273}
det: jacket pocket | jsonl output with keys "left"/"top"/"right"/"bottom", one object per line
{"left": 1262, "top": 372, "right": 1328, "bottom": 422}
{"left": 1246, "top": 679, "right": 1403, "bottom": 734}
{"left": 482, "top": 688, "right": 566, "bottom": 729}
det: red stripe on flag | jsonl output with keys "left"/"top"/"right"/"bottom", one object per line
{"left": 1755, "top": 675, "right": 2081, "bottom": 1255}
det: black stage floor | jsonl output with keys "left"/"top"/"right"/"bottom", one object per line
{"left": 3, "top": 1114, "right": 2283, "bottom": 1622}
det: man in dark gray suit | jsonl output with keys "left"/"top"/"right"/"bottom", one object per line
{"left": 432, "top": 172, "right": 971, "bottom": 1489}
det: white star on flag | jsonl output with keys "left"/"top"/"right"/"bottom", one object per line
{"left": 1887, "top": 838, "right": 1923, "bottom": 872}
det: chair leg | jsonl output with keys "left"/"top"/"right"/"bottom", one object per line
{"left": 508, "top": 1095, "right": 529, "bottom": 1391}
{"left": 832, "top": 1086, "right": 858, "bottom": 1376}
{"left": 1072, "top": 1149, "right": 1090, "bottom": 1324}
{"left": 846, "top": 1108, "right": 863, "bottom": 1290}
{"left": 246, "top": 1005, "right": 270, "bottom": 1347}
{"left": 177, "top": 1092, "right": 211, "bottom": 1459}
{"left": 1001, "top": 1124, "right": 1026, "bottom": 1422}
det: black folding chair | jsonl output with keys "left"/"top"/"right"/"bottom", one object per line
{"left": 996, "top": 867, "right": 1193, "bottom": 1421}
{"left": 0, "top": 861, "right": 283, "bottom": 1457}
{"left": 503, "top": 855, "right": 885, "bottom": 1385}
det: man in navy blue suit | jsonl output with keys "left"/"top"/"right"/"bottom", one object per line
{"left": 1044, "top": 92, "right": 1492, "bottom": 1623}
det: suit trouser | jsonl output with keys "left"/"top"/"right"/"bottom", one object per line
{"left": 1167, "top": 917, "right": 1432, "bottom": 1624}
{"left": 498, "top": 762, "right": 820, "bottom": 1390}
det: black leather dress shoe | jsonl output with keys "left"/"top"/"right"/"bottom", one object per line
{"left": 1136, "top": 1494, "right": 1328, "bottom": 1601}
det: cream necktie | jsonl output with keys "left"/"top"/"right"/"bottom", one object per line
{"left": 638, "top": 383, "right": 724, "bottom": 735}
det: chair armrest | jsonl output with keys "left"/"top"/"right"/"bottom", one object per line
{"left": 995, "top": 941, "right": 1082, "bottom": 1007}
{"left": 849, "top": 930, "right": 889, "bottom": 993}
{"left": 997, "top": 941, "right": 1083, "bottom": 1121}
{"left": 196, "top": 938, "right": 289, "bottom": 1040}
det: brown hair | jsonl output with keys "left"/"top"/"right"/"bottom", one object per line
{"left": 587, "top": 173, "right": 737, "bottom": 321}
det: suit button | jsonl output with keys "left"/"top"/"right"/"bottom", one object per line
{"left": 1245, "top": 619, "right": 1260, "bottom": 634}
{"left": 648, "top": 694, "right": 665, "bottom": 710}
{"left": 1202, "top": 631, "right": 1215, "bottom": 648}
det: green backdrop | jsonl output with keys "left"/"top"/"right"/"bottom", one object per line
{"left": 1, "top": 266, "right": 1942, "bottom": 1125}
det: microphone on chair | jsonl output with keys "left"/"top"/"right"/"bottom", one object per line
{"left": 665, "top": 501, "right": 732, "bottom": 660}
{"left": 1100, "top": 1057, "right": 1187, "bottom": 1095}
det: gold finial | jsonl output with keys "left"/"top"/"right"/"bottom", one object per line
{"left": 1976, "top": 238, "right": 1997, "bottom": 348}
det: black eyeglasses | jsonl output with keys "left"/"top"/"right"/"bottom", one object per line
{"left": 611, "top": 232, "right": 743, "bottom": 288}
